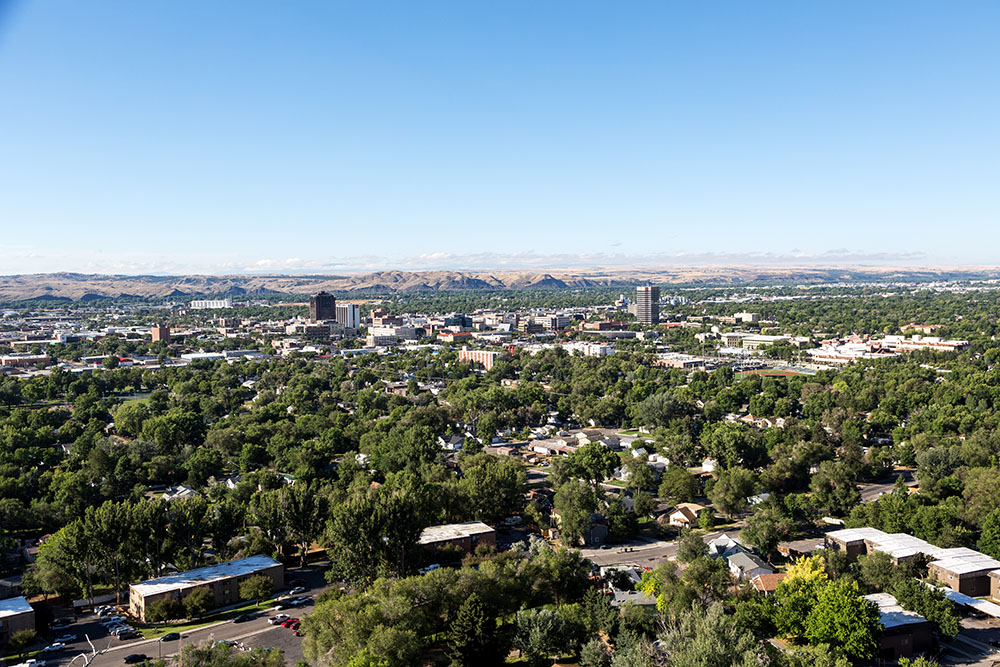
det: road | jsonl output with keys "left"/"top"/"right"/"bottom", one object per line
{"left": 577, "top": 527, "right": 742, "bottom": 568}
{"left": 36, "top": 564, "right": 330, "bottom": 667}
{"left": 858, "top": 469, "right": 916, "bottom": 503}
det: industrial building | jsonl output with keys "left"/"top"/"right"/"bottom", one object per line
{"left": 128, "top": 555, "right": 283, "bottom": 621}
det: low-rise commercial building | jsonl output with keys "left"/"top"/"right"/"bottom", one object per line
{"left": 0, "top": 596, "right": 34, "bottom": 646}
{"left": 128, "top": 555, "right": 283, "bottom": 621}
{"left": 417, "top": 522, "right": 496, "bottom": 554}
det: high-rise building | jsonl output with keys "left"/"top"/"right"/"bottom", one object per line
{"left": 336, "top": 303, "right": 361, "bottom": 329}
{"left": 151, "top": 325, "right": 171, "bottom": 342}
{"left": 635, "top": 286, "right": 660, "bottom": 325}
{"left": 309, "top": 291, "right": 336, "bottom": 322}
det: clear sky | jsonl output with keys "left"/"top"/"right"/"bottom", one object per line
{"left": 0, "top": 1, "right": 998, "bottom": 274}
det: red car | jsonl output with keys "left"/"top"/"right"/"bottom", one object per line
{"left": 280, "top": 618, "right": 299, "bottom": 628}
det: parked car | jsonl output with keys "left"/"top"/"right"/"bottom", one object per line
{"left": 50, "top": 618, "right": 71, "bottom": 628}
{"left": 160, "top": 633, "right": 180, "bottom": 642}
{"left": 122, "top": 654, "right": 147, "bottom": 664}
{"left": 54, "top": 634, "right": 77, "bottom": 643}
{"left": 112, "top": 626, "right": 136, "bottom": 636}
{"left": 268, "top": 614, "right": 290, "bottom": 625}
{"left": 287, "top": 586, "right": 306, "bottom": 595}
{"left": 289, "top": 596, "right": 310, "bottom": 605}
{"left": 119, "top": 631, "right": 141, "bottom": 641}
{"left": 232, "top": 614, "right": 252, "bottom": 623}
{"left": 41, "top": 643, "right": 65, "bottom": 653}
{"left": 280, "top": 618, "right": 299, "bottom": 628}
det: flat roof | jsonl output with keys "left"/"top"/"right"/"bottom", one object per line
{"left": 0, "top": 596, "right": 33, "bottom": 619}
{"left": 930, "top": 553, "right": 1000, "bottom": 575}
{"left": 863, "top": 593, "right": 928, "bottom": 629}
{"left": 826, "top": 527, "right": 888, "bottom": 543}
{"left": 130, "top": 555, "right": 281, "bottom": 597}
{"left": 417, "top": 522, "right": 494, "bottom": 544}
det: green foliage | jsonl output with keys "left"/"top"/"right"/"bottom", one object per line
{"left": 146, "top": 597, "right": 185, "bottom": 622}
{"left": 177, "top": 643, "right": 285, "bottom": 666}
{"left": 8, "top": 629, "right": 37, "bottom": 657}
{"left": 513, "top": 608, "right": 571, "bottom": 667}
{"left": 803, "top": 580, "right": 880, "bottom": 660}
{"left": 708, "top": 467, "right": 756, "bottom": 519}
{"left": 183, "top": 586, "right": 216, "bottom": 618}
{"left": 239, "top": 574, "right": 274, "bottom": 603}
{"left": 659, "top": 465, "right": 697, "bottom": 503}
{"left": 978, "top": 508, "right": 1000, "bottom": 558}
{"left": 891, "top": 578, "right": 960, "bottom": 639}
{"left": 676, "top": 529, "right": 708, "bottom": 564}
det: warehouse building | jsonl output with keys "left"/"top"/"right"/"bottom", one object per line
{"left": 128, "top": 555, "right": 283, "bottom": 621}
{"left": 0, "top": 596, "right": 34, "bottom": 646}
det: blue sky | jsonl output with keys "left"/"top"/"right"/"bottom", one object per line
{"left": 0, "top": 1, "right": 997, "bottom": 274}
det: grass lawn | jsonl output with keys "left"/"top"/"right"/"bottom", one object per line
{"left": 1, "top": 648, "right": 42, "bottom": 664}
{"left": 137, "top": 600, "right": 278, "bottom": 639}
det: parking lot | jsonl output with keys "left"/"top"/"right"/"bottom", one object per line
{"left": 21, "top": 563, "right": 330, "bottom": 666}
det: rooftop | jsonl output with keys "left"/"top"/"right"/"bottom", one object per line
{"left": 826, "top": 527, "right": 889, "bottom": 543}
{"left": 417, "top": 521, "right": 495, "bottom": 545}
{"left": 130, "top": 555, "right": 281, "bottom": 597}
{"left": 0, "top": 595, "right": 33, "bottom": 619}
{"left": 863, "top": 592, "right": 929, "bottom": 629}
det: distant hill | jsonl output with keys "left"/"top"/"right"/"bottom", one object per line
{"left": 0, "top": 266, "right": 997, "bottom": 301}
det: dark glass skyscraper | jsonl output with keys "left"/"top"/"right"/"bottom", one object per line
{"left": 309, "top": 291, "right": 336, "bottom": 321}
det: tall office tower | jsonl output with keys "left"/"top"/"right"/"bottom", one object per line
{"left": 336, "top": 303, "right": 361, "bottom": 329}
{"left": 635, "top": 286, "right": 660, "bottom": 324}
{"left": 309, "top": 291, "right": 336, "bottom": 321}
{"left": 151, "top": 325, "right": 171, "bottom": 342}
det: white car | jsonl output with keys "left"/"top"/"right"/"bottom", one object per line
{"left": 41, "top": 643, "right": 65, "bottom": 653}
{"left": 54, "top": 634, "right": 77, "bottom": 643}
{"left": 287, "top": 586, "right": 306, "bottom": 595}
{"left": 268, "top": 614, "right": 290, "bottom": 625}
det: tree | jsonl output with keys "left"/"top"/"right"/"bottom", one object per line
{"left": 9, "top": 629, "right": 37, "bottom": 658}
{"left": 569, "top": 443, "right": 620, "bottom": 490}
{"left": 809, "top": 461, "right": 861, "bottom": 517}
{"left": 239, "top": 574, "right": 275, "bottom": 605}
{"left": 708, "top": 467, "right": 756, "bottom": 519}
{"left": 579, "top": 638, "right": 612, "bottom": 667}
{"left": 177, "top": 643, "right": 286, "bottom": 667}
{"left": 676, "top": 529, "right": 708, "bottom": 564}
{"left": 184, "top": 586, "right": 216, "bottom": 618}
{"left": 146, "top": 597, "right": 185, "bottom": 623}
{"left": 856, "top": 551, "right": 898, "bottom": 593}
{"left": 740, "top": 504, "right": 792, "bottom": 558}
{"left": 553, "top": 481, "right": 597, "bottom": 547}
{"left": 459, "top": 454, "right": 527, "bottom": 525}
{"left": 659, "top": 466, "right": 697, "bottom": 503}
{"left": 978, "top": 508, "right": 1000, "bottom": 559}
{"left": 623, "top": 457, "right": 656, "bottom": 492}
{"left": 804, "top": 580, "right": 880, "bottom": 660}
{"left": 658, "top": 603, "right": 772, "bottom": 667}
{"left": 634, "top": 391, "right": 690, "bottom": 428}
{"left": 446, "top": 593, "right": 506, "bottom": 667}
{"left": 512, "top": 609, "right": 570, "bottom": 667}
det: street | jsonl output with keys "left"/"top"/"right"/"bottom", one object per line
{"left": 578, "top": 528, "right": 742, "bottom": 568}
